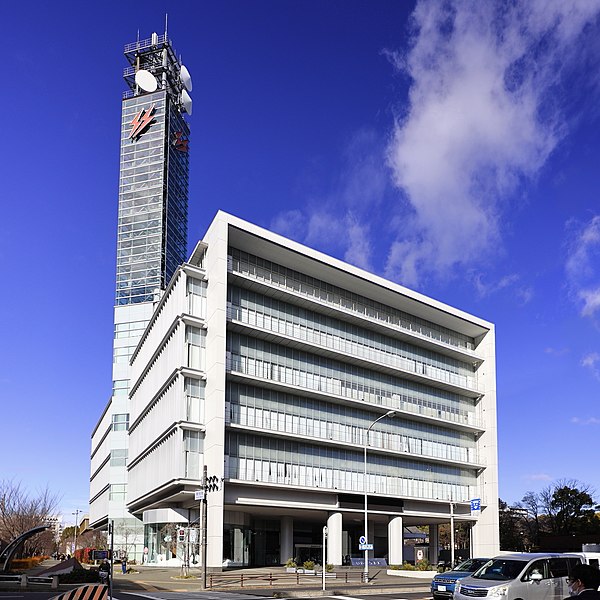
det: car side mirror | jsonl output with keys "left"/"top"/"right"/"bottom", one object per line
{"left": 530, "top": 573, "right": 543, "bottom": 582}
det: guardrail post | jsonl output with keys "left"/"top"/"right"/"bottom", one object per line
{"left": 20, "top": 575, "right": 27, "bottom": 588}
{"left": 52, "top": 576, "right": 59, "bottom": 589}
{"left": 296, "top": 571, "right": 299, "bottom": 584}
{"left": 241, "top": 573, "right": 244, "bottom": 587}
{"left": 269, "top": 573, "right": 273, "bottom": 586}
{"left": 209, "top": 574, "right": 212, "bottom": 589}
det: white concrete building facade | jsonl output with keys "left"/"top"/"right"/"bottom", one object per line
{"left": 125, "top": 211, "right": 500, "bottom": 568}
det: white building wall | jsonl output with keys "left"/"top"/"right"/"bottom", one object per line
{"left": 109, "top": 212, "right": 499, "bottom": 567}
{"left": 129, "top": 324, "right": 186, "bottom": 423}
{"left": 472, "top": 326, "right": 500, "bottom": 555}
{"left": 201, "top": 216, "right": 229, "bottom": 568}
{"left": 89, "top": 487, "right": 109, "bottom": 526}
{"left": 128, "top": 428, "right": 187, "bottom": 502}
{"left": 129, "top": 376, "right": 185, "bottom": 461}
{"left": 129, "top": 272, "right": 187, "bottom": 373}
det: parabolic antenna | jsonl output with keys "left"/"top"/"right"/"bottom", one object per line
{"left": 180, "top": 64, "right": 193, "bottom": 91}
{"left": 181, "top": 89, "right": 193, "bottom": 115}
{"left": 135, "top": 69, "right": 158, "bottom": 93}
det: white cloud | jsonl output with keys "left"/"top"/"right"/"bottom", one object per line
{"left": 385, "top": 0, "right": 600, "bottom": 287}
{"left": 571, "top": 416, "right": 600, "bottom": 425}
{"left": 270, "top": 209, "right": 307, "bottom": 241}
{"left": 472, "top": 273, "right": 519, "bottom": 298}
{"left": 343, "top": 216, "right": 373, "bottom": 272}
{"left": 469, "top": 272, "right": 533, "bottom": 304}
{"left": 523, "top": 473, "right": 553, "bottom": 482}
{"left": 516, "top": 286, "right": 534, "bottom": 305}
{"left": 271, "top": 130, "right": 387, "bottom": 272}
{"left": 565, "top": 216, "right": 600, "bottom": 318}
{"left": 544, "top": 346, "right": 569, "bottom": 356}
{"left": 581, "top": 352, "right": 600, "bottom": 380}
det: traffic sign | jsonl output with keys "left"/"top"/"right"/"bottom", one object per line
{"left": 194, "top": 490, "right": 205, "bottom": 501}
{"left": 359, "top": 535, "right": 367, "bottom": 544}
{"left": 359, "top": 543, "right": 373, "bottom": 551}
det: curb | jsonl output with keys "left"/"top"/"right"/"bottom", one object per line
{"left": 270, "top": 585, "right": 430, "bottom": 597}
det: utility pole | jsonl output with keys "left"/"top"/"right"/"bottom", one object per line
{"left": 322, "top": 526, "right": 328, "bottom": 591}
{"left": 72, "top": 509, "right": 81, "bottom": 556}
{"left": 108, "top": 520, "right": 114, "bottom": 600}
{"left": 449, "top": 497, "right": 455, "bottom": 568}
{"left": 198, "top": 466, "right": 220, "bottom": 589}
{"left": 201, "top": 465, "right": 208, "bottom": 590}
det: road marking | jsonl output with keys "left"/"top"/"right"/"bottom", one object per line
{"left": 116, "top": 595, "right": 160, "bottom": 600}
{"left": 331, "top": 596, "right": 364, "bottom": 600}
{"left": 119, "top": 594, "right": 275, "bottom": 600}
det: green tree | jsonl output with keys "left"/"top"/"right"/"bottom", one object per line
{"left": 519, "top": 491, "right": 543, "bottom": 549}
{"left": 499, "top": 499, "right": 528, "bottom": 551}
{"left": 542, "top": 480, "right": 600, "bottom": 535}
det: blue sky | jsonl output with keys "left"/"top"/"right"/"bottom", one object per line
{"left": 2, "top": 0, "right": 600, "bottom": 527}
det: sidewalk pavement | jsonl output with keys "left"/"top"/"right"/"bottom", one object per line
{"left": 8, "top": 561, "right": 432, "bottom": 597}
{"left": 110, "top": 565, "right": 432, "bottom": 597}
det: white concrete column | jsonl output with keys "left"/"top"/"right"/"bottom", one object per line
{"left": 388, "top": 516, "right": 403, "bottom": 566}
{"left": 327, "top": 512, "right": 343, "bottom": 566}
{"left": 429, "top": 524, "right": 439, "bottom": 565}
{"left": 280, "top": 516, "right": 294, "bottom": 565}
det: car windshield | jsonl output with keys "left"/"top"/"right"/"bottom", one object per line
{"left": 455, "top": 559, "right": 491, "bottom": 572}
{"left": 472, "top": 559, "right": 527, "bottom": 581}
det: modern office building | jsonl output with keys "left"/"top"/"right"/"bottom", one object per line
{"left": 90, "top": 31, "right": 499, "bottom": 569}
{"left": 89, "top": 30, "right": 191, "bottom": 560}
{"left": 125, "top": 210, "right": 500, "bottom": 568}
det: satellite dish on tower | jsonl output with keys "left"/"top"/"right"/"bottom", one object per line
{"left": 180, "top": 64, "right": 193, "bottom": 91}
{"left": 181, "top": 89, "right": 193, "bottom": 115}
{"left": 135, "top": 69, "right": 158, "bottom": 93}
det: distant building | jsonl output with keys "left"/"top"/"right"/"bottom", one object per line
{"left": 45, "top": 516, "right": 63, "bottom": 542}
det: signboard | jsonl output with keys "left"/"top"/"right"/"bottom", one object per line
{"left": 194, "top": 490, "right": 205, "bottom": 501}
{"left": 359, "top": 543, "right": 374, "bottom": 551}
{"left": 92, "top": 550, "right": 110, "bottom": 561}
{"left": 350, "top": 558, "right": 387, "bottom": 567}
{"left": 470, "top": 498, "right": 481, "bottom": 513}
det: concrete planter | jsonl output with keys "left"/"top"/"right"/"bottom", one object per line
{"left": 285, "top": 567, "right": 297, "bottom": 573}
{"left": 387, "top": 569, "right": 436, "bottom": 579}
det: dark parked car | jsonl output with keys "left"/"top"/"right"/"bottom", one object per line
{"left": 431, "top": 557, "right": 492, "bottom": 600}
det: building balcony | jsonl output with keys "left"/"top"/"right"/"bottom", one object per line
{"left": 228, "top": 256, "right": 485, "bottom": 365}
{"left": 227, "top": 304, "right": 482, "bottom": 397}
{"left": 226, "top": 356, "right": 484, "bottom": 434}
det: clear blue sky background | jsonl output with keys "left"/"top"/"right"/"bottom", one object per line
{"left": 2, "top": 0, "right": 600, "bottom": 527}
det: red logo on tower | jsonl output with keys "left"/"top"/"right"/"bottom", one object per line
{"left": 128, "top": 104, "right": 156, "bottom": 140}
{"left": 173, "top": 131, "right": 189, "bottom": 152}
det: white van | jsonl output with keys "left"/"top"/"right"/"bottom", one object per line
{"left": 568, "top": 552, "right": 600, "bottom": 569}
{"left": 454, "top": 553, "right": 583, "bottom": 600}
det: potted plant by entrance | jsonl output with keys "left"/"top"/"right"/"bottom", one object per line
{"left": 285, "top": 558, "right": 297, "bottom": 573}
{"left": 301, "top": 560, "right": 315, "bottom": 575}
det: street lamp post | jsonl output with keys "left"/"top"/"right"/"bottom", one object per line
{"left": 363, "top": 409, "right": 396, "bottom": 583}
{"left": 449, "top": 498, "right": 455, "bottom": 568}
{"left": 72, "top": 509, "right": 81, "bottom": 556}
